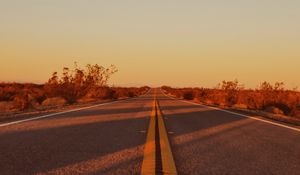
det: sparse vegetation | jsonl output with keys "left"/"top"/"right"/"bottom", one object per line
{"left": 162, "top": 80, "right": 300, "bottom": 118}
{"left": 0, "top": 63, "right": 150, "bottom": 114}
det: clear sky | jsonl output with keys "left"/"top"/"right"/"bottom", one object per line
{"left": 1, "top": 0, "right": 300, "bottom": 88}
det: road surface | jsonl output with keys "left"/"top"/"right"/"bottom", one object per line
{"left": 0, "top": 89, "right": 299, "bottom": 175}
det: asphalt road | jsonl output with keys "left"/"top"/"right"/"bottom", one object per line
{"left": 158, "top": 90, "right": 300, "bottom": 175}
{"left": 0, "top": 90, "right": 154, "bottom": 175}
{"left": 0, "top": 89, "right": 299, "bottom": 175}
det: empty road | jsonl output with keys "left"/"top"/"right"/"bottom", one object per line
{"left": 0, "top": 89, "right": 299, "bottom": 175}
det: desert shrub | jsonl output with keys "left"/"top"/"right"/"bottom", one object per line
{"left": 95, "top": 87, "right": 116, "bottom": 99}
{"left": 194, "top": 88, "right": 207, "bottom": 100}
{"left": 42, "top": 97, "right": 67, "bottom": 107}
{"left": 113, "top": 88, "right": 132, "bottom": 98}
{"left": 127, "top": 91, "right": 135, "bottom": 97}
{"left": 162, "top": 81, "right": 300, "bottom": 117}
{"left": 13, "top": 93, "right": 31, "bottom": 110}
{"left": 113, "top": 86, "right": 150, "bottom": 98}
{"left": 220, "top": 80, "right": 243, "bottom": 106}
{"left": 238, "top": 90, "right": 260, "bottom": 109}
{"left": 44, "top": 63, "right": 118, "bottom": 103}
{"left": 0, "top": 64, "right": 150, "bottom": 112}
{"left": 264, "top": 106, "right": 284, "bottom": 115}
{"left": 183, "top": 90, "right": 194, "bottom": 100}
{"left": 44, "top": 72, "right": 60, "bottom": 98}
{"left": 0, "top": 63, "right": 118, "bottom": 111}
{"left": 0, "top": 83, "right": 45, "bottom": 111}
{"left": 0, "top": 101, "right": 15, "bottom": 112}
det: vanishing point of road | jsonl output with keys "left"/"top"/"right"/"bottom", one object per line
{"left": 0, "top": 89, "right": 299, "bottom": 175}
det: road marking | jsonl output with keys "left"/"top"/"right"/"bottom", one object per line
{"left": 0, "top": 89, "right": 152, "bottom": 128}
{"left": 0, "top": 101, "right": 122, "bottom": 128}
{"left": 141, "top": 100, "right": 157, "bottom": 175}
{"left": 160, "top": 89, "right": 300, "bottom": 133}
{"left": 156, "top": 100, "right": 177, "bottom": 174}
{"left": 141, "top": 93, "right": 177, "bottom": 175}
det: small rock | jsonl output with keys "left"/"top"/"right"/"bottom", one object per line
{"left": 264, "top": 106, "right": 284, "bottom": 115}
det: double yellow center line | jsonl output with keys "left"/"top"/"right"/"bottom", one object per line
{"left": 141, "top": 94, "right": 177, "bottom": 175}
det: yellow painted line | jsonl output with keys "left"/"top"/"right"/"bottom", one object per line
{"left": 141, "top": 89, "right": 177, "bottom": 175}
{"left": 141, "top": 100, "right": 157, "bottom": 175}
{"left": 156, "top": 100, "right": 177, "bottom": 175}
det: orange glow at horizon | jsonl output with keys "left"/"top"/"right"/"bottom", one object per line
{"left": 1, "top": 0, "right": 300, "bottom": 88}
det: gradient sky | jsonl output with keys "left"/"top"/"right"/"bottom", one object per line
{"left": 1, "top": 0, "right": 300, "bottom": 88}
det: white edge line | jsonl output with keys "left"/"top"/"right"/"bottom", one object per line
{"left": 0, "top": 89, "right": 152, "bottom": 128}
{"left": 160, "top": 89, "right": 300, "bottom": 133}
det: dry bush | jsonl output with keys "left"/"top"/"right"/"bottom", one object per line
{"left": 113, "top": 88, "right": 132, "bottom": 98}
{"left": 44, "top": 63, "right": 118, "bottom": 103}
{"left": 161, "top": 86, "right": 191, "bottom": 99}
{"left": 13, "top": 93, "right": 31, "bottom": 110}
{"left": 1, "top": 64, "right": 151, "bottom": 113}
{"left": 90, "top": 86, "right": 116, "bottom": 99}
{"left": 182, "top": 90, "right": 194, "bottom": 100}
{"left": 42, "top": 64, "right": 150, "bottom": 103}
{"left": 0, "top": 83, "right": 45, "bottom": 111}
{"left": 0, "top": 64, "right": 149, "bottom": 113}
{"left": 0, "top": 101, "right": 15, "bottom": 112}
{"left": 264, "top": 106, "right": 284, "bottom": 115}
{"left": 41, "top": 97, "right": 67, "bottom": 107}
{"left": 220, "top": 80, "right": 243, "bottom": 106}
{"left": 162, "top": 80, "right": 300, "bottom": 117}
{"left": 113, "top": 86, "right": 150, "bottom": 99}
